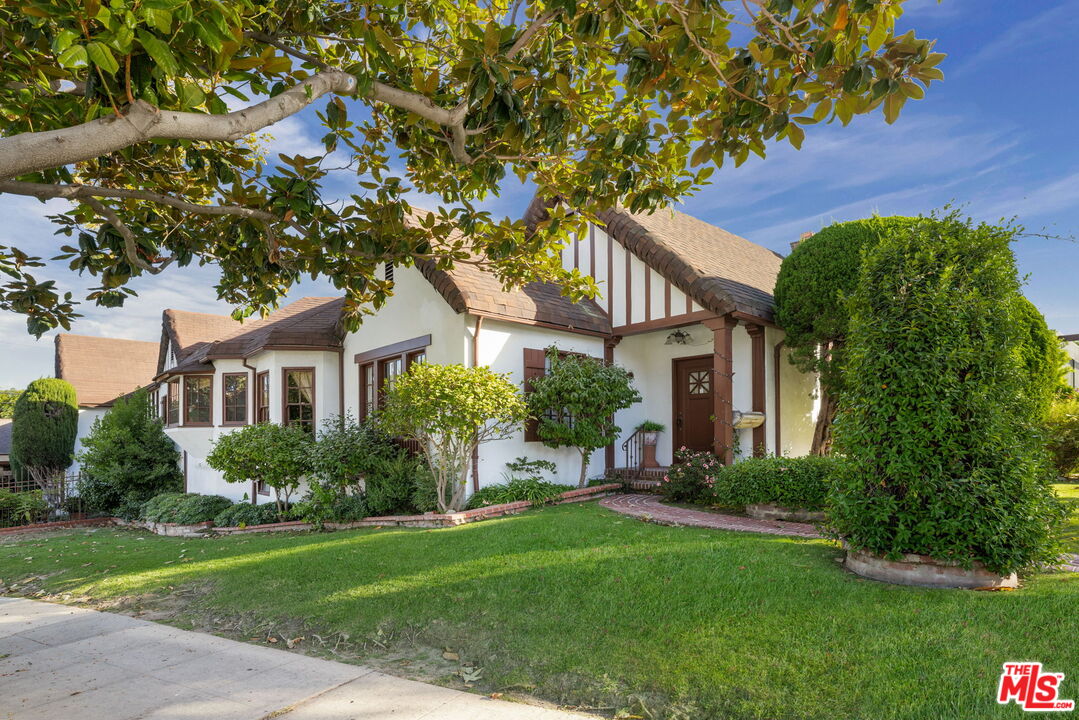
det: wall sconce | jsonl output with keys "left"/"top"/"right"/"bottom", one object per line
{"left": 664, "top": 329, "right": 692, "bottom": 345}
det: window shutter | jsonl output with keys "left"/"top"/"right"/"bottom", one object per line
{"left": 523, "top": 348, "right": 547, "bottom": 441}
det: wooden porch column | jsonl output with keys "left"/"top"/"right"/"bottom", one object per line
{"left": 603, "top": 336, "right": 622, "bottom": 471}
{"left": 746, "top": 323, "right": 767, "bottom": 457}
{"left": 703, "top": 315, "right": 737, "bottom": 465}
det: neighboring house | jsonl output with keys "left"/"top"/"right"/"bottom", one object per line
{"left": 1063, "top": 334, "right": 1079, "bottom": 390}
{"left": 54, "top": 334, "right": 160, "bottom": 471}
{"left": 135, "top": 199, "right": 817, "bottom": 502}
{"left": 0, "top": 418, "right": 12, "bottom": 481}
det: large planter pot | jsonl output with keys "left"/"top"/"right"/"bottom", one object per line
{"left": 745, "top": 503, "right": 825, "bottom": 523}
{"left": 844, "top": 548, "right": 1018, "bottom": 589}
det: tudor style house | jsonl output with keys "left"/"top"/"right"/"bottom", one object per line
{"left": 58, "top": 199, "right": 819, "bottom": 502}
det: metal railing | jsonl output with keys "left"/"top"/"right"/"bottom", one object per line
{"left": 0, "top": 472, "right": 85, "bottom": 528}
{"left": 621, "top": 429, "right": 644, "bottom": 470}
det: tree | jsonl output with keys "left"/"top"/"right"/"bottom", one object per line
{"left": 379, "top": 363, "right": 528, "bottom": 512}
{"left": 829, "top": 214, "right": 1068, "bottom": 575}
{"left": 206, "top": 422, "right": 313, "bottom": 518}
{"left": 0, "top": 389, "right": 21, "bottom": 418}
{"left": 10, "top": 377, "right": 78, "bottom": 488}
{"left": 0, "top": 2, "right": 940, "bottom": 336}
{"left": 773, "top": 216, "right": 917, "bottom": 454}
{"left": 77, "top": 388, "right": 182, "bottom": 516}
{"left": 529, "top": 349, "right": 641, "bottom": 487}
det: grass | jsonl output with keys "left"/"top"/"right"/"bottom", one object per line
{"left": 1056, "top": 482, "right": 1079, "bottom": 553}
{"left": 1, "top": 501, "right": 1077, "bottom": 720}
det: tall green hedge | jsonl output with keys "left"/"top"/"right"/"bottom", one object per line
{"left": 10, "top": 378, "right": 78, "bottom": 483}
{"left": 829, "top": 214, "right": 1067, "bottom": 574}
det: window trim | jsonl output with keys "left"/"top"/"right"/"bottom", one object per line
{"left": 221, "top": 372, "right": 249, "bottom": 426}
{"left": 182, "top": 374, "right": 213, "bottom": 427}
{"left": 256, "top": 370, "right": 270, "bottom": 423}
{"left": 166, "top": 378, "right": 181, "bottom": 427}
{"left": 281, "top": 366, "right": 316, "bottom": 433}
{"left": 354, "top": 337, "right": 430, "bottom": 419}
{"left": 359, "top": 362, "right": 376, "bottom": 421}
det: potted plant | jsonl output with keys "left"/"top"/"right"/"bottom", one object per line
{"left": 636, "top": 421, "right": 665, "bottom": 468}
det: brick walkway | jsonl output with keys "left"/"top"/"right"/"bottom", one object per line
{"left": 599, "top": 494, "right": 1079, "bottom": 571}
{"left": 599, "top": 494, "right": 821, "bottom": 539}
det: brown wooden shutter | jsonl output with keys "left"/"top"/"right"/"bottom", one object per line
{"left": 523, "top": 348, "right": 547, "bottom": 442}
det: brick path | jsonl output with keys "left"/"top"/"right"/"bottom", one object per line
{"left": 600, "top": 494, "right": 1079, "bottom": 572}
{"left": 599, "top": 494, "right": 821, "bottom": 539}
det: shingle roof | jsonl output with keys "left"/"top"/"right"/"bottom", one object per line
{"left": 0, "top": 419, "right": 12, "bottom": 456}
{"left": 159, "top": 309, "right": 243, "bottom": 372}
{"left": 161, "top": 297, "right": 345, "bottom": 376}
{"left": 54, "top": 334, "right": 160, "bottom": 407}
{"left": 1061, "top": 334, "right": 1079, "bottom": 342}
{"left": 524, "top": 196, "right": 784, "bottom": 321}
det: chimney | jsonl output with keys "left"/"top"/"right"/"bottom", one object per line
{"left": 790, "top": 231, "right": 814, "bottom": 252}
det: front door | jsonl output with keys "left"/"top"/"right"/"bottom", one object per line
{"left": 673, "top": 355, "right": 714, "bottom": 454}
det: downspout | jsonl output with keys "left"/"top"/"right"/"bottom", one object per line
{"left": 336, "top": 347, "right": 345, "bottom": 423}
{"left": 242, "top": 358, "right": 258, "bottom": 504}
{"left": 471, "top": 315, "right": 484, "bottom": 493}
{"left": 773, "top": 340, "right": 784, "bottom": 455}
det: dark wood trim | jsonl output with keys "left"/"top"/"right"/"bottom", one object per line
{"left": 625, "top": 240, "right": 632, "bottom": 325}
{"left": 358, "top": 361, "right": 374, "bottom": 421}
{"left": 603, "top": 336, "right": 622, "bottom": 471}
{"left": 644, "top": 268, "right": 651, "bottom": 322}
{"left": 589, "top": 224, "right": 596, "bottom": 279}
{"left": 255, "top": 370, "right": 270, "bottom": 423}
{"left": 181, "top": 373, "right": 213, "bottom": 427}
{"left": 703, "top": 315, "right": 737, "bottom": 464}
{"left": 281, "top": 366, "right": 316, "bottom": 432}
{"left": 612, "top": 310, "right": 716, "bottom": 337}
{"left": 220, "top": 372, "right": 249, "bottom": 426}
{"left": 774, "top": 340, "right": 784, "bottom": 454}
{"left": 746, "top": 324, "right": 767, "bottom": 457}
{"left": 353, "top": 334, "right": 432, "bottom": 364}
{"left": 731, "top": 311, "right": 777, "bottom": 329}
{"left": 664, "top": 279, "right": 671, "bottom": 318}
{"left": 685, "top": 292, "right": 693, "bottom": 315}
{"left": 607, "top": 229, "right": 613, "bottom": 317}
{"left": 165, "top": 378, "right": 181, "bottom": 428}
{"left": 573, "top": 227, "right": 579, "bottom": 270}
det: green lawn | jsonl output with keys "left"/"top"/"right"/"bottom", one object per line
{"left": 1057, "top": 482, "right": 1079, "bottom": 553}
{"left": 1, "top": 502, "right": 1077, "bottom": 720}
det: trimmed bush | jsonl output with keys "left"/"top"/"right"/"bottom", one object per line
{"left": 365, "top": 451, "right": 429, "bottom": 516}
{"left": 141, "top": 493, "right": 233, "bottom": 525}
{"left": 10, "top": 378, "right": 78, "bottom": 485}
{"left": 829, "top": 214, "right": 1068, "bottom": 574}
{"left": 466, "top": 477, "right": 572, "bottom": 509}
{"left": 659, "top": 449, "right": 722, "bottom": 503}
{"left": 310, "top": 414, "right": 400, "bottom": 494}
{"left": 212, "top": 502, "right": 285, "bottom": 528}
{"left": 77, "top": 389, "right": 183, "bottom": 516}
{"left": 712, "top": 455, "right": 839, "bottom": 511}
{"left": 207, "top": 423, "right": 313, "bottom": 519}
{"left": 1047, "top": 398, "right": 1079, "bottom": 477}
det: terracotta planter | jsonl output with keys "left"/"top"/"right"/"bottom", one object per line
{"left": 844, "top": 548, "right": 1018, "bottom": 589}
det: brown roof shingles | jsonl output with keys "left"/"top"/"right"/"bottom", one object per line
{"left": 0, "top": 419, "right": 12, "bottom": 456}
{"left": 54, "top": 334, "right": 160, "bottom": 407}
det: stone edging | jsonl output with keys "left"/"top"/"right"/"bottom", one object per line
{"left": 844, "top": 548, "right": 1018, "bottom": 589}
{"left": 745, "top": 503, "right": 826, "bottom": 523}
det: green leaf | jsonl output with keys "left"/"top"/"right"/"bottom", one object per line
{"left": 56, "top": 44, "right": 88, "bottom": 69}
{"left": 136, "top": 29, "right": 179, "bottom": 75}
{"left": 86, "top": 42, "right": 119, "bottom": 74}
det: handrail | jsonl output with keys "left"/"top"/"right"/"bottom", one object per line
{"left": 621, "top": 429, "right": 644, "bottom": 470}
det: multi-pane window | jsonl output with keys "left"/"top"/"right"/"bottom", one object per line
{"left": 222, "top": 373, "right": 248, "bottom": 425}
{"left": 360, "top": 363, "right": 376, "bottom": 420}
{"left": 183, "top": 375, "right": 212, "bottom": 425}
{"left": 380, "top": 357, "right": 403, "bottom": 399}
{"left": 256, "top": 371, "right": 270, "bottom": 423}
{"left": 167, "top": 379, "right": 180, "bottom": 426}
{"left": 406, "top": 350, "right": 426, "bottom": 368}
{"left": 283, "top": 368, "right": 315, "bottom": 433}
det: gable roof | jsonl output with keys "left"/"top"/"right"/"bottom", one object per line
{"left": 54, "top": 334, "right": 160, "bottom": 407}
{"left": 524, "top": 196, "right": 784, "bottom": 321}
{"left": 159, "top": 309, "right": 243, "bottom": 372}
{"left": 0, "top": 419, "right": 12, "bottom": 457}
{"left": 161, "top": 297, "right": 345, "bottom": 376}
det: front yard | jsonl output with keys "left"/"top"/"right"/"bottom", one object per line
{"left": 2, "top": 500, "right": 1077, "bottom": 720}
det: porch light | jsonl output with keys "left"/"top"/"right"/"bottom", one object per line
{"left": 665, "top": 329, "right": 692, "bottom": 345}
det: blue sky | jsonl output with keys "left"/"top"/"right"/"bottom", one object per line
{"left": 2, "top": 0, "right": 1077, "bottom": 388}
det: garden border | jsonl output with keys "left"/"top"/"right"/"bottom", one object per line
{"left": 0, "top": 517, "right": 115, "bottom": 536}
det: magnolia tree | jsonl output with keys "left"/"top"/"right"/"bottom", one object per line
{"left": 206, "top": 422, "right": 313, "bottom": 518}
{"left": 0, "top": 2, "right": 940, "bottom": 336}
{"left": 529, "top": 350, "right": 641, "bottom": 486}
{"left": 380, "top": 363, "right": 528, "bottom": 512}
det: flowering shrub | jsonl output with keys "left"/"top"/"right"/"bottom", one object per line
{"left": 659, "top": 448, "right": 722, "bottom": 503}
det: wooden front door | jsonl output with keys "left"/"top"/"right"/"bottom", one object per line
{"left": 673, "top": 355, "right": 714, "bottom": 454}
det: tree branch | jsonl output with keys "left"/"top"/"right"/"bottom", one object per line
{"left": 81, "top": 196, "right": 163, "bottom": 273}
{"left": 0, "top": 71, "right": 357, "bottom": 179}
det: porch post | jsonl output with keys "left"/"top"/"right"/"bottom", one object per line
{"left": 604, "top": 335, "right": 622, "bottom": 472}
{"left": 703, "top": 315, "right": 737, "bottom": 464}
{"left": 746, "top": 323, "right": 767, "bottom": 457}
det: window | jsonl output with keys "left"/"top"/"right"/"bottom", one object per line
{"left": 406, "top": 350, "right": 426, "bottom": 368}
{"left": 353, "top": 335, "right": 430, "bottom": 419}
{"left": 283, "top": 368, "right": 315, "bottom": 433}
{"left": 360, "top": 363, "right": 376, "bottom": 420}
{"left": 222, "top": 373, "right": 248, "bottom": 425}
{"left": 166, "top": 379, "right": 180, "bottom": 426}
{"left": 379, "top": 356, "right": 403, "bottom": 400}
{"left": 256, "top": 371, "right": 270, "bottom": 423}
{"left": 183, "top": 375, "right": 212, "bottom": 425}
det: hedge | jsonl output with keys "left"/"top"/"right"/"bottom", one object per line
{"left": 712, "top": 455, "right": 840, "bottom": 511}
{"left": 141, "top": 493, "right": 233, "bottom": 525}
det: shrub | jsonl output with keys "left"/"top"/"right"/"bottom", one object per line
{"left": 1047, "top": 398, "right": 1079, "bottom": 477}
{"left": 207, "top": 423, "right": 313, "bottom": 520}
{"left": 0, "top": 489, "right": 48, "bottom": 527}
{"left": 529, "top": 350, "right": 641, "bottom": 486}
{"left": 380, "top": 363, "right": 528, "bottom": 512}
{"left": 829, "top": 214, "right": 1068, "bottom": 574}
{"left": 213, "top": 502, "right": 284, "bottom": 528}
{"left": 310, "top": 413, "right": 400, "bottom": 494}
{"left": 660, "top": 448, "right": 722, "bottom": 503}
{"left": 141, "top": 493, "right": 232, "bottom": 524}
{"left": 365, "top": 451, "right": 429, "bottom": 516}
{"left": 10, "top": 378, "right": 78, "bottom": 487}
{"left": 297, "top": 482, "right": 369, "bottom": 527}
{"left": 712, "top": 455, "right": 839, "bottom": 511}
{"left": 77, "top": 389, "right": 183, "bottom": 515}
{"left": 466, "top": 477, "right": 572, "bottom": 509}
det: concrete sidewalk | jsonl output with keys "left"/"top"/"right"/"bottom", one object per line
{"left": 0, "top": 597, "right": 593, "bottom": 720}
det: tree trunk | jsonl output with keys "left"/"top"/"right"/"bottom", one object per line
{"left": 811, "top": 390, "right": 838, "bottom": 456}
{"left": 578, "top": 450, "right": 590, "bottom": 488}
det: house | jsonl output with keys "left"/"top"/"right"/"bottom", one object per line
{"left": 1063, "top": 334, "right": 1079, "bottom": 390}
{"left": 127, "top": 199, "right": 817, "bottom": 502}
{"left": 53, "top": 334, "right": 161, "bottom": 471}
{"left": 0, "top": 418, "right": 12, "bottom": 481}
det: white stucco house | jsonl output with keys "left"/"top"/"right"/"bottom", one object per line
{"left": 60, "top": 199, "right": 820, "bottom": 503}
